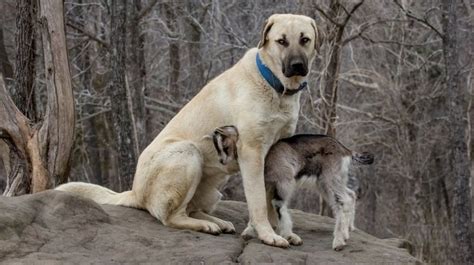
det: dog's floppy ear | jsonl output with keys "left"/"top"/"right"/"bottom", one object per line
{"left": 311, "top": 20, "right": 325, "bottom": 52}
{"left": 258, "top": 18, "right": 274, "bottom": 48}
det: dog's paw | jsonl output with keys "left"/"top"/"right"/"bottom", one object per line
{"left": 259, "top": 233, "right": 289, "bottom": 248}
{"left": 219, "top": 220, "right": 236, "bottom": 234}
{"left": 332, "top": 236, "right": 346, "bottom": 251}
{"left": 241, "top": 226, "right": 257, "bottom": 240}
{"left": 285, "top": 233, "right": 303, "bottom": 246}
{"left": 200, "top": 222, "right": 222, "bottom": 235}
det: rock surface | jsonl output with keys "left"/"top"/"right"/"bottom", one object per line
{"left": 0, "top": 191, "right": 422, "bottom": 264}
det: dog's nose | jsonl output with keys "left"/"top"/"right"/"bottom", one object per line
{"left": 292, "top": 61, "right": 308, "bottom": 75}
{"left": 283, "top": 57, "right": 308, "bottom": 77}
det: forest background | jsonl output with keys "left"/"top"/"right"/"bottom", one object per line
{"left": 0, "top": 1, "right": 472, "bottom": 264}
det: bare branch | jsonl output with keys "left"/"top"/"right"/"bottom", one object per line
{"left": 0, "top": 75, "right": 30, "bottom": 151}
{"left": 145, "top": 104, "right": 177, "bottom": 116}
{"left": 342, "top": 0, "right": 365, "bottom": 26}
{"left": 133, "top": 0, "right": 159, "bottom": 23}
{"left": 336, "top": 103, "right": 399, "bottom": 125}
{"left": 145, "top": 96, "right": 181, "bottom": 109}
{"left": 66, "top": 21, "right": 110, "bottom": 49}
{"left": 312, "top": 4, "right": 343, "bottom": 26}
{"left": 342, "top": 19, "right": 410, "bottom": 46}
{"left": 393, "top": 0, "right": 443, "bottom": 38}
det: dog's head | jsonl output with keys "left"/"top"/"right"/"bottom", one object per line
{"left": 258, "top": 14, "right": 323, "bottom": 78}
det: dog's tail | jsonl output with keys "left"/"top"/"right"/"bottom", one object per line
{"left": 352, "top": 152, "right": 374, "bottom": 165}
{"left": 55, "top": 182, "right": 141, "bottom": 208}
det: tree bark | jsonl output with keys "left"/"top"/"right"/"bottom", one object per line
{"left": 129, "top": 0, "right": 148, "bottom": 151}
{"left": 1, "top": 0, "right": 75, "bottom": 196}
{"left": 441, "top": 0, "right": 474, "bottom": 264}
{"left": 183, "top": 0, "right": 207, "bottom": 96}
{"left": 163, "top": 2, "right": 181, "bottom": 99}
{"left": 110, "top": 0, "right": 138, "bottom": 191}
{"left": 319, "top": 0, "right": 344, "bottom": 139}
{"left": 13, "top": 0, "right": 37, "bottom": 121}
{"left": 38, "top": 0, "right": 76, "bottom": 187}
{"left": 0, "top": 26, "right": 14, "bottom": 82}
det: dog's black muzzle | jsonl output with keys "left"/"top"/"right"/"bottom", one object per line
{"left": 283, "top": 56, "right": 308, "bottom": 77}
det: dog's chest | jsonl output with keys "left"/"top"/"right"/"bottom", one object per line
{"left": 260, "top": 95, "right": 300, "bottom": 138}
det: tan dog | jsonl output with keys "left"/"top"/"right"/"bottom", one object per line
{"left": 57, "top": 14, "right": 322, "bottom": 248}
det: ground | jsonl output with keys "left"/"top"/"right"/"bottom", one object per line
{"left": 0, "top": 191, "right": 422, "bottom": 264}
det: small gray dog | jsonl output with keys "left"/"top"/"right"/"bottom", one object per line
{"left": 212, "top": 125, "right": 374, "bottom": 250}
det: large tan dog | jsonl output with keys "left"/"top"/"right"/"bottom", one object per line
{"left": 57, "top": 14, "right": 321, "bottom": 247}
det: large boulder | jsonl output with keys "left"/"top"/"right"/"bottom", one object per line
{"left": 0, "top": 191, "right": 422, "bottom": 264}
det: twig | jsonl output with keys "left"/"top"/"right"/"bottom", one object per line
{"left": 66, "top": 21, "right": 110, "bottom": 49}
{"left": 337, "top": 103, "right": 398, "bottom": 125}
{"left": 145, "top": 104, "right": 176, "bottom": 116}
{"left": 342, "top": 0, "right": 365, "bottom": 26}
{"left": 393, "top": 0, "right": 443, "bottom": 38}
{"left": 312, "top": 4, "right": 343, "bottom": 26}
{"left": 133, "top": 0, "right": 159, "bottom": 23}
{"left": 145, "top": 96, "right": 181, "bottom": 109}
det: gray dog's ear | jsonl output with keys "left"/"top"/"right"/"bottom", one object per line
{"left": 311, "top": 20, "right": 325, "bottom": 52}
{"left": 258, "top": 18, "right": 274, "bottom": 48}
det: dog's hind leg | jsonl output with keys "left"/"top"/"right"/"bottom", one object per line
{"left": 143, "top": 141, "right": 221, "bottom": 235}
{"left": 188, "top": 176, "right": 236, "bottom": 233}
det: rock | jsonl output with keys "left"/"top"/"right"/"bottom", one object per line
{"left": 0, "top": 191, "right": 422, "bottom": 264}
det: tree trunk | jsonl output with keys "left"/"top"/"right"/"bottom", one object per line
{"left": 319, "top": 0, "right": 346, "bottom": 138}
{"left": 129, "top": 0, "right": 148, "bottom": 150}
{"left": 183, "top": 0, "right": 206, "bottom": 96}
{"left": 164, "top": 2, "right": 181, "bottom": 99}
{"left": 318, "top": 0, "right": 346, "bottom": 217}
{"left": 110, "top": 0, "right": 138, "bottom": 191}
{"left": 13, "top": 0, "right": 37, "bottom": 121}
{"left": 442, "top": 0, "right": 474, "bottom": 264}
{"left": 0, "top": 0, "right": 75, "bottom": 196}
{"left": 0, "top": 26, "right": 14, "bottom": 82}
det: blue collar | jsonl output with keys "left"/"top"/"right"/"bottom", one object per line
{"left": 256, "top": 52, "right": 307, "bottom": 96}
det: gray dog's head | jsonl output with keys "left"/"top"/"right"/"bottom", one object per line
{"left": 258, "top": 14, "right": 323, "bottom": 78}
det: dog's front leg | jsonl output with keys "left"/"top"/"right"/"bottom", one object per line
{"left": 239, "top": 144, "right": 289, "bottom": 248}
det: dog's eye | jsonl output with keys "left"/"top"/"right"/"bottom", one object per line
{"left": 300, "top": 37, "right": 310, "bottom": 45}
{"left": 276, "top": 39, "right": 288, "bottom": 46}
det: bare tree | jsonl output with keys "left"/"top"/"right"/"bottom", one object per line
{"left": 317, "top": 0, "right": 364, "bottom": 137}
{"left": 128, "top": 0, "right": 149, "bottom": 150}
{"left": 163, "top": 2, "right": 182, "bottom": 99}
{"left": 109, "top": 0, "right": 138, "bottom": 191}
{"left": 13, "top": 0, "right": 37, "bottom": 121}
{"left": 0, "top": 0, "right": 75, "bottom": 195}
{"left": 0, "top": 26, "right": 13, "bottom": 82}
{"left": 441, "top": 0, "right": 473, "bottom": 263}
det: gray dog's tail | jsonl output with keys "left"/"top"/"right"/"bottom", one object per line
{"left": 352, "top": 152, "right": 374, "bottom": 165}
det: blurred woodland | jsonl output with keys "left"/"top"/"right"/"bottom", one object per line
{"left": 0, "top": 0, "right": 472, "bottom": 264}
